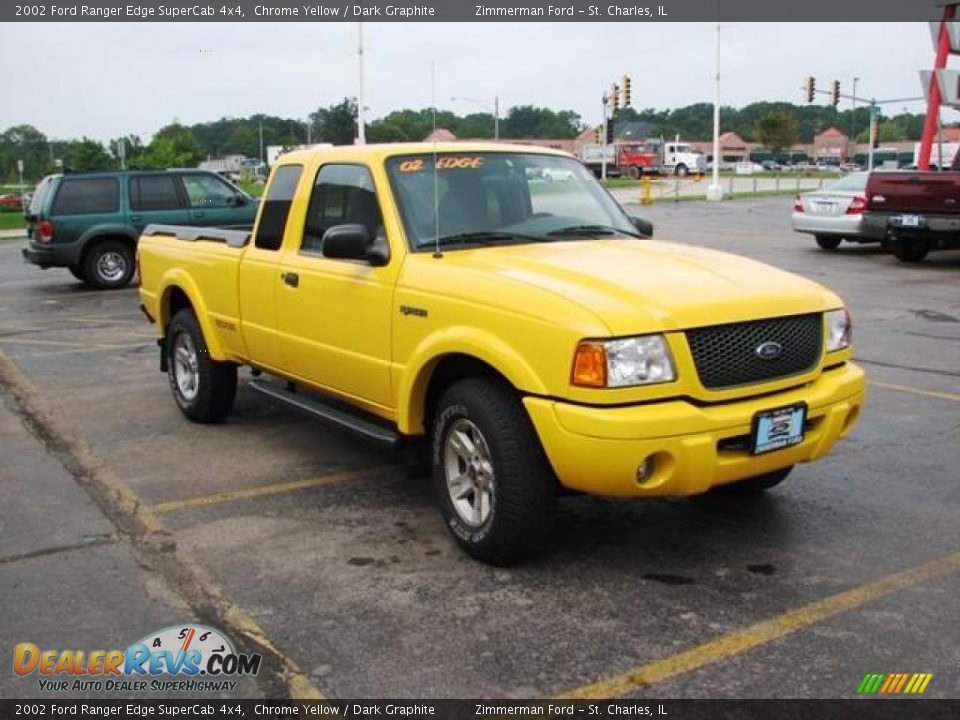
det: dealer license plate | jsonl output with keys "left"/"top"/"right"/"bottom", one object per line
{"left": 751, "top": 404, "right": 807, "bottom": 455}
{"left": 900, "top": 214, "right": 922, "bottom": 227}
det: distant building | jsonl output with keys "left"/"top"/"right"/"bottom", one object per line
{"left": 198, "top": 154, "right": 265, "bottom": 180}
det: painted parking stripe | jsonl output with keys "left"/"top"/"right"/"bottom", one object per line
{"left": 149, "top": 466, "right": 393, "bottom": 514}
{"left": 555, "top": 550, "right": 960, "bottom": 699}
{"left": 869, "top": 380, "right": 960, "bottom": 403}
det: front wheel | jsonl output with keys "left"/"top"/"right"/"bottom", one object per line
{"left": 166, "top": 309, "right": 237, "bottom": 423}
{"left": 431, "top": 378, "right": 556, "bottom": 564}
{"left": 84, "top": 240, "right": 135, "bottom": 289}
{"left": 715, "top": 466, "right": 793, "bottom": 494}
{"left": 626, "top": 166, "right": 640, "bottom": 180}
{"left": 675, "top": 164, "right": 689, "bottom": 177}
{"left": 815, "top": 235, "right": 842, "bottom": 250}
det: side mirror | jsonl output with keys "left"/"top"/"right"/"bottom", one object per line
{"left": 629, "top": 215, "right": 654, "bottom": 238}
{"left": 322, "top": 224, "right": 374, "bottom": 262}
{"left": 227, "top": 194, "right": 246, "bottom": 207}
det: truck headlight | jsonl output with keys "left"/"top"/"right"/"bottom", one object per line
{"left": 572, "top": 334, "right": 676, "bottom": 388}
{"left": 825, "top": 308, "right": 852, "bottom": 352}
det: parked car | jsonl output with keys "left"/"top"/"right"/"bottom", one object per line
{"left": 0, "top": 194, "right": 24, "bottom": 210}
{"left": 22, "top": 169, "right": 258, "bottom": 289}
{"left": 862, "top": 169, "right": 960, "bottom": 262}
{"left": 138, "top": 142, "right": 864, "bottom": 564}
{"left": 540, "top": 167, "right": 576, "bottom": 182}
{"left": 791, "top": 172, "right": 884, "bottom": 250}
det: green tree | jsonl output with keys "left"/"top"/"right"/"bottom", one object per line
{"left": 501, "top": 106, "right": 581, "bottom": 138}
{"left": 222, "top": 125, "right": 260, "bottom": 157}
{"left": 310, "top": 99, "right": 358, "bottom": 145}
{"left": 754, "top": 109, "right": 800, "bottom": 153}
{"left": 0, "top": 124, "right": 51, "bottom": 181}
{"left": 144, "top": 123, "right": 203, "bottom": 168}
{"left": 65, "top": 138, "right": 112, "bottom": 171}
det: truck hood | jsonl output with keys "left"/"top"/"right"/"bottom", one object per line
{"left": 436, "top": 239, "right": 840, "bottom": 335}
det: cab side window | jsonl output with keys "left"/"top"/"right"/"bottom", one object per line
{"left": 182, "top": 173, "right": 236, "bottom": 208}
{"left": 302, "top": 164, "right": 383, "bottom": 254}
{"left": 254, "top": 165, "right": 303, "bottom": 251}
{"left": 129, "top": 175, "right": 182, "bottom": 211}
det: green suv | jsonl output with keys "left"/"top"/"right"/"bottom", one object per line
{"left": 23, "top": 169, "right": 258, "bottom": 289}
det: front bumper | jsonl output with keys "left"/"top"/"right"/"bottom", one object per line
{"left": 524, "top": 362, "right": 865, "bottom": 497}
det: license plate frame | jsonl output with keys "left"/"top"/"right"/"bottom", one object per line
{"left": 751, "top": 403, "right": 807, "bottom": 455}
{"left": 899, "top": 214, "right": 922, "bottom": 228}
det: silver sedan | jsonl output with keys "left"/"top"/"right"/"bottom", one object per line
{"left": 791, "top": 173, "right": 882, "bottom": 250}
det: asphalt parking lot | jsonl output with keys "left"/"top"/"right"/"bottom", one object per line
{"left": 1, "top": 196, "right": 958, "bottom": 701}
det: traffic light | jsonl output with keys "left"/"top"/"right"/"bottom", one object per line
{"left": 871, "top": 117, "right": 880, "bottom": 148}
{"left": 804, "top": 76, "right": 815, "bottom": 103}
{"left": 622, "top": 75, "right": 632, "bottom": 107}
{"left": 610, "top": 84, "right": 620, "bottom": 113}
{"left": 595, "top": 126, "right": 602, "bottom": 144}
{"left": 606, "top": 123, "right": 615, "bottom": 144}
{"left": 831, "top": 80, "right": 840, "bottom": 107}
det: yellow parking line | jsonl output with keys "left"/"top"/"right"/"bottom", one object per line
{"left": 555, "top": 550, "right": 960, "bottom": 699}
{"left": 149, "top": 466, "right": 389, "bottom": 514}
{"left": 869, "top": 380, "right": 960, "bottom": 403}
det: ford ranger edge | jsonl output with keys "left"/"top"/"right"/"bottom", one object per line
{"left": 137, "top": 142, "right": 866, "bottom": 564}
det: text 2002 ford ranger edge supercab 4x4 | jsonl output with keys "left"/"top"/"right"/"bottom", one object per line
{"left": 138, "top": 143, "right": 865, "bottom": 564}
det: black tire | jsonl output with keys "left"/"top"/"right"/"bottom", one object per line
{"left": 675, "top": 163, "right": 689, "bottom": 177}
{"left": 626, "top": 166, "right": 640, "bottom": 180}
{"left": 892, "top": 241, "right": 929, "bottom": 263}
{"left": 815, "top": 235, "right": 842, "bottom": 251}
{"left": 431, "top": 378, "right": 556, "bottom": 565}
{"left": 715, "top": 465, "right": 793, "bottom": 494}
{"left": 84, "top": 240, "right": 135, "bottom": 289}
{"left": 68, "top": 265, "right": 89, "bottom": 284}
{"left": 166, "top": 309, "right": 237, "bottom": 423}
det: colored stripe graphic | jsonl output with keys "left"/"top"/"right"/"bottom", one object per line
{"left": 858, "top": 672, "right": 933, "bottom": 694}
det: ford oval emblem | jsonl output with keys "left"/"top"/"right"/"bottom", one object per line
{"left": 756, "top": 341, "right": 783, "bottom": 360}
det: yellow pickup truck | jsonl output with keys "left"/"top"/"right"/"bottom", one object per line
{"left": 138, "top": 142, "right": 865, "bottom": 564}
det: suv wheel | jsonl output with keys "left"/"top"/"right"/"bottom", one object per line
{"left": 85, "top": 240, "right": 135, "bottom": 289}
{"left": 68, "top": 265, "right": 89, "bottom": 284}
{"left": 431, "top": 378, "right": 555, "bottom": 564}
{"left": 166, "top": 309, "right": 237, "bottom": 423}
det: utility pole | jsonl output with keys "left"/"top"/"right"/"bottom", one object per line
{"left": 706, "top": 23, "right": 723, "bottom": 201}
{"left": 867, "top": 102, "right": 876, "bottom": 171}
{"left": 851, "top": 77, "right": 859, "bottom": 146}
{"left": 494, "top": 95, "right": 499, "bottom": 140}
{"left": 258, "top": 120, "right": 264, "bottom": 164}
{"left": 601, "top": 92, "right": 609, "bottom": 181}
{"left": 356, "top": 22, "right": 366, "bottom": 145}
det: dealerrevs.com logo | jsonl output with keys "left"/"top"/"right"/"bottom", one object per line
{"left": 13, "top": 625, "right": 261, "bottom": 693}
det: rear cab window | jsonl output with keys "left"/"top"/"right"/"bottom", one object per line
{"left": 51, "top": 177, "right": 120, "bottom": 215}
{"left": 254, "top": 164, "right": 303, "bottom": 251}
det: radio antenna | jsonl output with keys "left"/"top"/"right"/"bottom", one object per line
{"left": 432, "top": 60, "right": 442, "bottom": 258}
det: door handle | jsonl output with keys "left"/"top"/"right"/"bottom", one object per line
{"left": 130, "top": 215, "right": 142, "bottom": 222}
{"left": 282, "top": 272, "right": 299, "bottom": 288}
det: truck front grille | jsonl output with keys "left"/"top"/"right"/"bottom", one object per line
{"left": 685, "top": 313, "right": 823, "bottom": 390}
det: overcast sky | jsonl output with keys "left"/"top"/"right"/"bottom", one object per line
{"left": 1, "top": 22, "right": 953, "bottom": 142}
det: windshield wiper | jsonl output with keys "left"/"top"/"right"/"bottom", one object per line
{"left": 546, "top": 224, "right": 641, "bottom": 238}
{"left": 419, "top": 231, "right": 551, "bottom": 249}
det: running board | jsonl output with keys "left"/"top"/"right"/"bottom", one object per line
{"left": 248, "top": 378, "right": 403, "bottom": 449}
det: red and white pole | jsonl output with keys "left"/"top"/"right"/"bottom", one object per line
{"left": 918, "top": 4, "right": 957, "bottom": 170}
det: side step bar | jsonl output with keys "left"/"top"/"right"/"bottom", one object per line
{"left": 248, "top": 378, "right": 404, "bottom": 449}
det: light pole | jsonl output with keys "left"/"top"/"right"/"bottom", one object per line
{"left": 706, "top": 23, "right": 723, "bottom": 201}
{"left": 851, "top": 76, "right": 859, "bottom": 145}
{"left": 450, "top": 95, "right": 500, "bottom": 139}
{"left": 356, "top": 22, "right": 366, "bottom": 144}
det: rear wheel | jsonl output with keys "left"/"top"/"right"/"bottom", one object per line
{"left": 431, "top": 378, "right": 556, "bottom": 564}
{"left": 892, "top": 240, "right": 929, "bottom": 263}
{"left": 166, "top": 309, "right": 237, "bottom": 423}
{"left": 626, "top": 166, "right": 640, "bottom": 180}
{"left": 716, "top": 466, "right": 793, "bottom": 494}
{"left": 815, "top": 235, "right": 842, "bottom": 250}
{"left": 84, "top": 240, "right": 135, "bottom": 289}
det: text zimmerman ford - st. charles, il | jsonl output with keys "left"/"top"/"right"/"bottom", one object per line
{"left": 137, "top": 142, "right": 865, "bottom": 565}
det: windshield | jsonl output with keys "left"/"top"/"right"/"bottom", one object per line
{"left": 385, "top": 152, "right": 637, "bottom": 249}
{"left": 825, "top": 172, "right": 868, "bottom": 192}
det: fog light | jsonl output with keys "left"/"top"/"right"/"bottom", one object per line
{"left": 636, "top": 457, "right": 655, "bottom": 484}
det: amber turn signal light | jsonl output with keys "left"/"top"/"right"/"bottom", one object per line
{"left": 571, "top": 342, "right": 607, "bottom": 388}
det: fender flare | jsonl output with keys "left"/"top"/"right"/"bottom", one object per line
{"left": 396, "top": 326, "right": 549, "bottom": 435}
{"left": 156, "top": 270, "right": 228, "bottom": 361}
